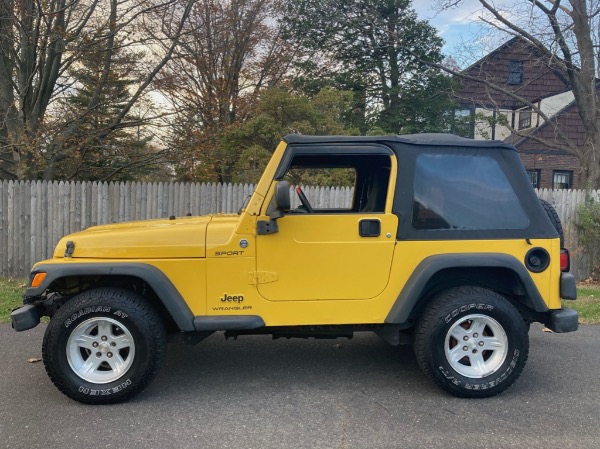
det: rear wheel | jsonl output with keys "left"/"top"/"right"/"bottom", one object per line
{"left": 414, "top": 286, "right": 529, "bottom": 398}
{"left": 42, "top": 287, "right": 166, "bottom": 404}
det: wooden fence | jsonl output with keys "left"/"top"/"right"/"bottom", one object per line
{"left": 0, "top": 180, "right": 593, "bottom": 279}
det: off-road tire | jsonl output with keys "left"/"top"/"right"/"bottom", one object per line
{"left": 540, "top": 199, "right": 564, "bottom": 247}
{"left": 414, "top": 286, "right": 529, "bottom": 398}
{"left": 42, "top": 287, "right": 166, "bottom": 404}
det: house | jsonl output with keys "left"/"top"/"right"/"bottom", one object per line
{"left": 454, "top": 37, "right": 583, "bottom": 189}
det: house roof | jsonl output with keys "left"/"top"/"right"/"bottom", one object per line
{"left": 462, "top": 37, "right": 569, "bottom": 86}
{"left": 457, "top": 37, "right": 572, "bottom": 106}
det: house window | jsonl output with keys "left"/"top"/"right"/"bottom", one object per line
{"left": 518, "top": 109, "right": 532, "bottom": 129}
{"left": 508, "top": 60, "right": 523, "bottom": 85}
{"left": 452, "top": 107, "right": 474, "bottom": 138}
{"left": 552, "top": 171, "right": 572, "bottom": 190}
{"left": 526, "top": 170, "right": 540, "bottom": 188}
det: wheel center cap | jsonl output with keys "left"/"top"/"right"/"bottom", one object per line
{"left": 98, "top": 342, "right": 110, "bottom": 354}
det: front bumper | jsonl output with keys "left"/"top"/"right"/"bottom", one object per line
{"left": 11, "top": 305, "right": 41, "bottom": 332}
{"left": 544, "top": 307, "right": 578, "bottom": 333}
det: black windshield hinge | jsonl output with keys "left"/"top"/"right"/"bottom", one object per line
{"left": 257, "top": 220, "right": 279, "bottom": 235}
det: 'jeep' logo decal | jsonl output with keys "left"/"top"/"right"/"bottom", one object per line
{"left": 221, "top": 294, "right": 244, "bottom": 303}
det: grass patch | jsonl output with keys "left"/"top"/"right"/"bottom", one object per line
{"left": 564, "top": 284, "right": 600, "bottom": 325}
{"left": 0, "top": 278, "right": 27, "bottom": 323}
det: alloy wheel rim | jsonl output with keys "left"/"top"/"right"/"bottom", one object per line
{"left": 66, "top": 317, "right": 135, "bottom": 384}
{"left": 444, "top": 314, "right": 508, "bottom": 378}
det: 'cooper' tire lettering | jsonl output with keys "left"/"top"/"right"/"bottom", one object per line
{"left": 445, "top": 304, "right": 495, "bottom": 323}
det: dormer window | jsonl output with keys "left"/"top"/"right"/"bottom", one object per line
{"left": 508, "top": 60, "right": 523, "bottom": 84}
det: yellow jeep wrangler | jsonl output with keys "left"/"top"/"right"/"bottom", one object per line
{"left": 12, "top": 134, "right": 578, "bottom": 404}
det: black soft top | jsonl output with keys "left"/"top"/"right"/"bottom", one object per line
{"left": 283, "top": 132, "right": 557, "bottom": 242}
{"left": 283, "top": 133, "right": 517, "bottom": 151}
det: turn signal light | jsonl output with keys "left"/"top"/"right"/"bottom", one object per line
{"left": 560, "top": 249, "right": 570, "bottom": 272}
{"left": 31, "top": 272, "right": 47, "bottom": 288}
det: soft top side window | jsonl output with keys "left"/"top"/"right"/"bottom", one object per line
{"left": 283, "top": 154, "right": 391, "bottom": 213}
{"left": 412, "top": 154, "right": 529, "bottom": 230}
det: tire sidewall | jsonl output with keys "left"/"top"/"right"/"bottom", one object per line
{"left": 540, "top": 199, "right": 564, "bottom": 246}
{"left": 44, "top": 290, "right": 162, "bottom": 402}
{"left": 425, "top": 298, "right": 528, "bottom": 396}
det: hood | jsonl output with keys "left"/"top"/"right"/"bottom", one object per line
{"left": 54, "top": 216, "right": 216, "bottom": 259}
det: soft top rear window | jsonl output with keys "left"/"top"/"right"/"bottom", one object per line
{"left": 412, "top": 154, "right": 529, "bottom": 231}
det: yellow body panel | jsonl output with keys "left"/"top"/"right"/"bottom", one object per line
{"left": 388, "top": 239, "right": 562, "bottom": 310}
{"left": 36, "top": 229, "right": 562, "bottom": 327}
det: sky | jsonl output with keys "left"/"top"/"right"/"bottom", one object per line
{"left": 412, "top": 0, "right": 492, "bottom": 65}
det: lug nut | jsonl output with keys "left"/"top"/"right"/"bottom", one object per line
{"left": 101, "top": 336, "right": 107, "bottom": 341}
{"left": 96, "top": 352, "right": 102, "bottom": 357}
{"left": 479, "top": 341, "right": 484, "bottom": 347}
{"left": 473, "top": 333, "right": 479, "bottom": 338}
{"left": 92, "top": 342, "right": 99, "bottom": 348}
{"left": 463, "top": 336, "right": 469, "bottom": 341}
{"left": 110, "top": 342, "right": 116, "bottom": 347}
{"left": 472, "top": 349, "right": 478, "bottom": 354}
{"left": 107, "top": 352, "right": 113, "bottom": 358}
{"left": 463, "top": 346, "right": 468, "bottom": 351}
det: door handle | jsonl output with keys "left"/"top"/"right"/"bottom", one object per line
{"left": 359, "top": 219, "right": 381, "bottom": 237}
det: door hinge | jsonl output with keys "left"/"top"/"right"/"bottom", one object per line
{"left": 248, "top": 271, "right": 278, "bottom": 285}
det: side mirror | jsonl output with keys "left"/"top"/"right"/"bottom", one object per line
{"left": 273, "top": 181, "right": 291, "bottom": 212}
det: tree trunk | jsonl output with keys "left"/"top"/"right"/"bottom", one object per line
{"left": 0, "top": 0, "right": 20, "bottom": 179}
{"left": 579, "top": 133, "right": 600, "bottom": 189}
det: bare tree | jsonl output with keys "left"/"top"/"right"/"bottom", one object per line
{"left": 158, "top": 0, "right": 295, "bottom": 182}
{"left": 433, "top": 0, "right": 600, "bottom": 188}
{"left": 0, "top": 0, "right": 196, "bottom": 180}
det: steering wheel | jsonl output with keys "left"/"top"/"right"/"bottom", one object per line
{"left": 295, "top": 187, "right": 314, "bottom": 213}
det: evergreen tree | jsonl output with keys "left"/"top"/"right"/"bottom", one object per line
{"left": 279, "top": 0, "right": 459, "bottom": 134}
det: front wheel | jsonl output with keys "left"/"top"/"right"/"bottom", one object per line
{"left": 414, "top": 286, "right": 529, "bottom": 398}
{"left": 42, "top": 287, "right": 167, "bottom": 404}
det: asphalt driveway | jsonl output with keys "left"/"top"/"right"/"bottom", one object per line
{"left": 1, "top": 323, "right": 599, "bottom": 449}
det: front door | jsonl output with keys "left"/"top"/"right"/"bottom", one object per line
{"left": 255, "top": 149, "right": 398, "bottom": 301}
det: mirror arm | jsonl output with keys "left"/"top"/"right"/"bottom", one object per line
{"left": 257, "top": 181, "right": 290, "bottom": 235}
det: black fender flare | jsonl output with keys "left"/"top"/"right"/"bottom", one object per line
{"left": 385, "top": 253, "right": 548, "bottom": 324}
{"left": 27, "top": 263, "right": 195, "bottom": 331}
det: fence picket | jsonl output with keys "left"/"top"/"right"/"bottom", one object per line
{"left": 18, "top": 183, "right": 25, "bottom": 274}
